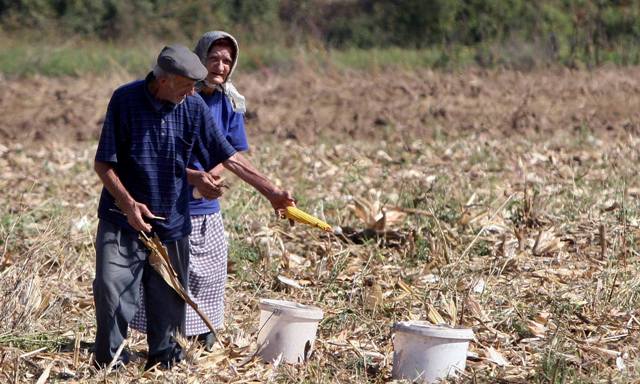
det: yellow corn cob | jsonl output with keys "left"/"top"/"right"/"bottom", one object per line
{"left": 284, "top": 206, "right": 333, "bottom": 232}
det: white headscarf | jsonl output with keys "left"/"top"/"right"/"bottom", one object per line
{"left": 194, "top": 31, "right": 246, "bottom": 113}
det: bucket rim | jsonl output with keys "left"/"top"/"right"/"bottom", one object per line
{"left": 259, "top": 299, "right": 324, "bottom": 320}
{"left": 393, "top": 321, "right": 474, "bottom": 340}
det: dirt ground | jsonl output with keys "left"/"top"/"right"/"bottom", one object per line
{"left": 2, "top": 68, "right": 640, "bottom": 382}
{"left": 2, "top": 66, "right": 640, "bottom": 145}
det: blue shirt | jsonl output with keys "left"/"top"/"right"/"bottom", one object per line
{"left": 95, "top": 73, "right": 237, "bottom": 241}
{"left": 189, "top": 90, "right": 249, "bottom": 216}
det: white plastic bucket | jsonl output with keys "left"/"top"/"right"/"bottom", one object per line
{"left": 256, "top": 299, "right": 324, "bottom": 364}
{"left": 392, "top": 321, "right": 474, "bottom": 383}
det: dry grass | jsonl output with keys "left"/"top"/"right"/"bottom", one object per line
{"left": 1, "top": 128, "right": 639, "bottom": 383}
{"left": 1, "top": 68, "right": 640, "bottom": 383}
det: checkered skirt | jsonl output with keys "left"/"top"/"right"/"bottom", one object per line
{"left": 130, "top": 212, "right": 228, "bottom": 335}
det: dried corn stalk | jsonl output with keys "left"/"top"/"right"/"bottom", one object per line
{"left": 348, "top": 195, "right": 407, "bottom": 230}
{"left": 139, "top": 232, "right": 217, "bottom": 337}
{"left": 427, "top": 303, "right": 447, "bottom": 325}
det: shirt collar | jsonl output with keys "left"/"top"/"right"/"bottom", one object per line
{"left": 144, "top": 72, "right": 175, "bottom": 113}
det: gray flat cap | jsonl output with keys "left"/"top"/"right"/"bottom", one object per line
{"left": 157, "top": 44, "right": 208, "bottom": 81}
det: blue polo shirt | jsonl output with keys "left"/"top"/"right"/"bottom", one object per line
{"left": 95, "top": 73, "right": 237, "bottom": 241}
{"left": 189, "top": 90, "right": 249, "bottom": 216}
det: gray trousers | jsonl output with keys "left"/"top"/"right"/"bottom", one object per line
{"left": 93, "top": 219, "right": 189, "bottom": 365}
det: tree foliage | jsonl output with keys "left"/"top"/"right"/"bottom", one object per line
{"left": 2, "top": 0, "right": 639, "bottom": 63}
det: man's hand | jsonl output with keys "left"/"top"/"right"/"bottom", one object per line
{"left": 120, "top": 199, "right": 155, "bottom": 232}
{"left": 191, "top": 170, "right": 225, "bottom": 200}
{"left": 268, "top": 189, "right": 296, "bottom": 223}
{"left": 94, "top": 161, "right": 158, "bottom": 233}
{"left": 221, "top": 153, "right": 295, "bottom": 221}
{"left": 268, "top": 189, "right": 295, "bottom": 211}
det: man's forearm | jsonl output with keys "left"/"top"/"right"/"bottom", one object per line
{"left": 94, "top": 161, "right": 134, "bottom": 208}
{"left": 94, "top": 160, "right": 154, "bottom": 232}
{"left": 209, "top": 163, "right": 225, "bottom": 178}
{"left": 222, "top": 153, "right": 279, "bottom": 197}
{"left": 188, "top": 165, "right": 224, "bottom": 185}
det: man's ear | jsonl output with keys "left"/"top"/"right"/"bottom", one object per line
{"left": 158, "top": 74, "right": 176, "bottom": 87}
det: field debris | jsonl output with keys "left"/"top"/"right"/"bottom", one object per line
{"left": 1, "top": 69, "right": 640, "bottom": 382}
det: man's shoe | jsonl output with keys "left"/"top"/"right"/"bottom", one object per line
{"left": 144, "top": 346, "right": 184, "bottom": 371}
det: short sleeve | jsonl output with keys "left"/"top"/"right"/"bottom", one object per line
{"left": 192, "top": 101, "right": 237, "bottom": 171}
{"left": 95, "top": 92, "right": 122, "bottom": 164}
{"left": 225, "top": 108, "right": 249, "bottom": 152}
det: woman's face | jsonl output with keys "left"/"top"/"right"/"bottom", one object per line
{"left": 206, "top": 43, "right": 233, "bottom": 85}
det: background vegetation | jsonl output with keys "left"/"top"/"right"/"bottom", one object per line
{"left": 2, "top": 1, "right": 640, "bottom": 383}
{"left": 2, "top": 0, "right": 640, "bottom": 76}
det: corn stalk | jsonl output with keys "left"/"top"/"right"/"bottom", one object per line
{"left": 138, "top": 232, "right": 218, "bottom": 338}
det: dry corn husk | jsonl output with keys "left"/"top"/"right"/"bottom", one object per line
{"left": 139, "top": 232, "right": 218, "bottom": 336}
{"left": 348, "top": 195, "right": 407, "bottom": 230}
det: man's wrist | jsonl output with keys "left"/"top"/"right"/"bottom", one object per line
{"left": 266, "top": 187, "right": 283, "bottom": 202}
{"left": 186, "top": 168, "right": 198, "bottom": 184}
{"left": 117, "top": 196, "right": 136, "bottom": 212}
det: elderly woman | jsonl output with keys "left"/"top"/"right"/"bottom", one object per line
{"left": 131, "top": 31, "right": 290, "bottom": 350}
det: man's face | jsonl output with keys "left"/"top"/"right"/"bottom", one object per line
{"left": 206, "top": 43, "right": 233, "bottom": 86}
{"left": 159, "top": 75, "right": 197, "bottom": 104}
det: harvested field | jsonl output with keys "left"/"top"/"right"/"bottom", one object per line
{"left": 2, "top": 66, "right": 640, "bottom": 143}
{"left": 1, "top": 68, "right": 639, "bottom": 383}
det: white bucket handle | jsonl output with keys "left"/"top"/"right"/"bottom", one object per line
{"left": 237, "top": 309, "right": 281, "bottom": 367}
{"left": 254, "top": 308, "right": 282, "bottom": 351}
{"left": 255, "top": 308, "right": 315, "bottom": 363}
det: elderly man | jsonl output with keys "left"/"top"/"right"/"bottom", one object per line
{"left": 130, "top": 30, "right": 268, "bottom": 351}
{"left": 93, "top": 44, "right": 293, "bottom": 370}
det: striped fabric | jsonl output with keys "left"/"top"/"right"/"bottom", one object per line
{"left": 95, "top": 72, "right": 236, "bottom": 241}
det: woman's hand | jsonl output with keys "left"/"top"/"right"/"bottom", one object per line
{"left": 189, "top": 170, "right": 225, "bottom": 199}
